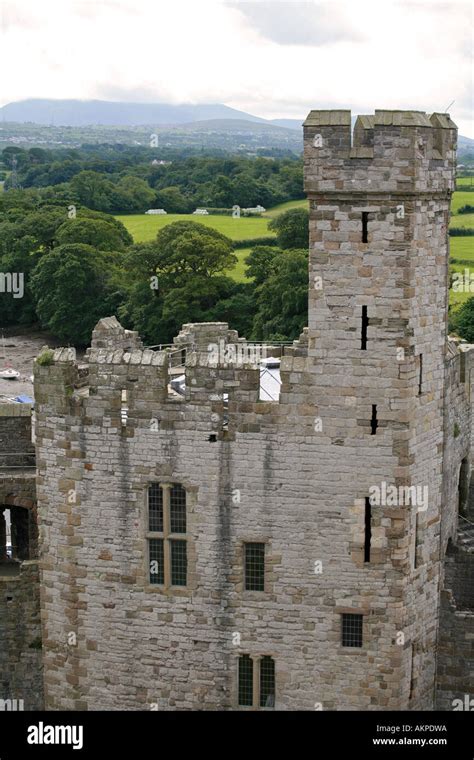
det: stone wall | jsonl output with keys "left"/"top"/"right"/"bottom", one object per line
{"left": 34, "top": 109, "right": 467, "bottom": 712}
{"left": 435, "top": 345, "right": 474, "bottom": 710}
{"left": 0, "top": 408, "right": 43, "bottom": 711}
{"left": 0, "top": 561, "right": 43, "bottom": 710}
{"left": 0, "top": 403, "right": 35, "bottom": 468}
{"left": 435, "top": 545, "right": 474, "bottom": 710}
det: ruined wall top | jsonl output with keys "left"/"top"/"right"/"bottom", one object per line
{"left": 90, "top": 316, "right": 143, "bottom": 352}
{"left": 303, "top": 109, "right": 457, "bottom": 195}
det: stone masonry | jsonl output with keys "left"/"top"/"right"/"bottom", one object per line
{"left": 1, "top": 108, "right": 472, "bottom": 711}
{"left": 0, "top": 403, "right": 43, "bottom": 710}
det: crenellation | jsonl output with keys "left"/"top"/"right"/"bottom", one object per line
{"left": 1, "top": 107, "right": 471, "bottom": 713}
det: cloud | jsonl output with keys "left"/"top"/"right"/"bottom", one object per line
{"left": 228, "top": 1, "right": 364, "bottom": 46}
{"left": 1, "top": 1, "right": 42, "bottom": 30}
{"left": 92, "top": 85, "right": 172, "bottom": 104}
{"left": 0, "top": 0, "right": 472, "bottom": 136}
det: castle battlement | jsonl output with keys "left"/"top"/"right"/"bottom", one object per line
{"left": 303, "top": 109, "right": 457, "bottom": 195}
{"left": 15, "top": 105, "right": 472, "bottom": 714}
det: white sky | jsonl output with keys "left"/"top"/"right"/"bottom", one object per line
{"left": 1, "top": 0, "right": 473, "bottom": 135}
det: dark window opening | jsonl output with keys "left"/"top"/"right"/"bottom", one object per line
{"left": 209, "top": 434, "right": 217, "bottom": 443}
{"left": 149, "top": 538, "right": 164, "bottom": 585}
{"left": 370, "top": 405, "right": 378, "bottom": 435}
{"left": 414, "top": 513, "right": 419, "bottom": 570}
{"left": 458, "top": 458, "right": 469, "bottom": 516}
{"left": 170, "top": 484, "right": 186, "bottom": 533}
{"left": 418, "top": 354, "right": 423, "bottom": 396}
{"left": 147, "top": 483, "right": 188, "bottom": 588}
{"left": 259, "top": 656, "right": 275, "bottom": 708}
{"left": 361, "top": 306, "right": 368, "bottom": 350}
{"left": 362, "top": 212, "right": 369, "bottom": 243}
{"left": 170, "top": 539, "right": 187, "bottom": 586}
{"left": 364, "top": 498, "right": 372, "bottom": 563}
{"left": 0, "top": 506, "right": 30, "bottom": 575}
{"left": 148, "top": 483, "right": 163, "bottom": 532}
{"left": 409, "top": 644, "right": 415, "bottom": 699}
{"left": 342, "top": 613, "right": 363, "bottom": 648}
{"left": 238, "top": 655, "right": 253, "bottom": 707}
{"left": 244, "top": 543, "right": 265, "bottom": 591}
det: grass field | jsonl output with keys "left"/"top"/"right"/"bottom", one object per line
{"left": 450, "top": 227, "right": 474, "bottom": 309}
{"left": 456, "top": 177, "right": 474, "bottom": 189}
{"left": 451, "top": 213, "right": 474, "bottom": 229}
{"left": 115, "top": 212, "right": 274, "bottom": 243}
{"left": 262, "top": 199, "right": 308, "bottom": 218}
{"left": 229, "top": 248, "right": 251, "bottom": 282}
{"left": 116, "top": 194, "right": 473, "bottom": 292}
{"left": 450, "top": 238, "right": 474, "bottom": 260}
{"left": 451, "top": 191, "right": 473, "bottom": 214}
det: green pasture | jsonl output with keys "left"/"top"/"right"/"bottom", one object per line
{"left": 456, "top": 176, "right": 474, "bottom": 189}
{"left": 451, "top": 191, "right": 473, "bottom": 214}
{"left": 115, "top": 212, "right": 273, "bottom": 243}
{"left": 262, "top": 199, "right": 308, "bottom": 218}
{"left": 116, "top": 194, "right": 472, "bottom": 291}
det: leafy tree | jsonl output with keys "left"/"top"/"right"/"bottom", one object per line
{"left": 2, "top": 147, "right": 28, "bottom": 169}
{"left": 70, "top": 171, "right": 116, "bottom": 212}
{"left": 251, "top": 249, "right": 308, "bottom": 341}
{"left": 155, "top": 186, "right": 191, "bottom": 214}
{"left": 0, "top": 244, "right": 38, "bottom": 326}
{"left": 159, "top": 276, "right": 238, "bottom": 342}
{"left": 118, "top": 224, "right": 235, "bottom": 342}
{"left": 450, "top": 298, "right": 474, "bottom": 342}
{"left": 77, "top": 209, "right": 133, "bottom": 246}
{"left": 55, "top": 217, "right": 129, "bottom": 251}
{"left": 268, "top": 207, "right": 309, "bottom": 250}
{"left": 231, "top": 174, "right": 261, "bottom": 208}
{"left": 114, "top": 175, "right": 156, "bottom": 212}
{"left": 19, "top": 207, "right": 69, "bottom": 250}
{"left": 151, "top": 222, "right": 236, "bottom": 283}
{"left": 207, "top": 282, "right": 256, "bottom": 339}
{"left": 245, "top": 246, "right": 282, "bottom": 285}
{"left": 30, "top": 243, "right": 124, "bottom": 344}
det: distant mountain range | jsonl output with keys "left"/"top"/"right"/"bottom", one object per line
{"left": 0, "top": 99, "right": 271, "bottom": 128}
{"left": 0, "top": 99, "right": 472, "bottom": 152}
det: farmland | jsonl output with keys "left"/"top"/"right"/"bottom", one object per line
{"left": 115, "top": 212, "right": 274, "bottom": 243}
{"left": 116, "top": 192, "right": 472, "bottom": 293}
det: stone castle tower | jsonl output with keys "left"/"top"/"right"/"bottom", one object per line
{"left": 1, "top": 109, "right": 471, "bottom": 712}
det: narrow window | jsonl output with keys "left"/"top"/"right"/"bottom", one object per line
{"left": 149, "top": 538, "right": 164, "bottom": 585}
{"left": 341, "top": 613, "right": 363, "bottom": 648}
{"left": 238, "top": 655, "right": 275, "bottom": 708}
{"left": 409, "top": 644, "right": 415, "bottom": 699}
{"left": 0, "top": 506, "right": 32, "bottom": 577}
{"left": 238, "top": 655, "right": 253, "bottom": 707}
{"left": 148, "top": 483, "right": 163, "bottom": 532}
{"left": 370, "top": 405, "right": 378, "bottom": 435}
{"left": 147, "top": 483, "right": 188, "bottom": 587}
{"left": 364, "top": 498, "right": 372, "bottom": 563}
{"left": 418, "top": 354, "right": 423, "bottom": 396}
{"left": 414, "top": 512, "right": 419, "bottom": 570}
{"left": 170, "top": 484, "right": 186, "bottom": 533}
{"left": 121, "top": 389, "right": 128, "bottom": 426}
{"left": 244, "top": 542, "right": 265, "bottom": 591}
{"left": 170, "top": 539, "right": 187, "bottom": 586}
{"left": 458, "top": 458, "right": 469, "bottom": 516}
{"left": 259, "top": 656, "right": 275, "bottom": 708}
{"left": 361, "top": 306, "right": 368, "bottom": 350}
{"left": 7, "top": 506, "right": 29, "bottom": 561}
{"left": 362, "top": 212, "right": 369, "bottom": 243}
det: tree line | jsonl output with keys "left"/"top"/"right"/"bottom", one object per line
{"left": 1, "top": 146, "right": 304, "bottom": 214}
{"left": 0, "top": 191, "right": 309, "bottom": 346}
